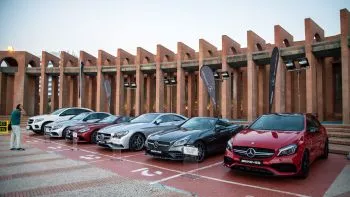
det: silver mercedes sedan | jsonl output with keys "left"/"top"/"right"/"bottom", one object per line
{"left": 96, "top": 113, "right": 187, "bottom": 151}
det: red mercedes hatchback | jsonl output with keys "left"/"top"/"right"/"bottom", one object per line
{"left": 224, "top": 113, "right": 328, "bottom": 178}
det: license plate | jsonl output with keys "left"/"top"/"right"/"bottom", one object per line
{"left": 183, "top": 146, "right": 199, "bottom": 156}
{"left": 240, "top": 159, "right": 262, "bottom": 165}
{"left": 150, "top": 150, "right": 162, "bottom": 154}
{"left": 26, "top": 126, "right": 30, "bottom": 130}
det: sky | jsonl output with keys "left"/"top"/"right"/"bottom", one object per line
{"left": 0, "top": 0, "right": 349, "bottom": 57}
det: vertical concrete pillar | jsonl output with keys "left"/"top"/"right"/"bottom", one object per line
{"left": 167, "top": 82, "right": 171, "bottom": 112}
{"left": 247, "top": 41, "right": 257, "bottom": 120}
{"left": 115, "top": 55, "right": 124, "bottom": 115}
{"left": 177, "top": 43, "right": 186, "bottom": 116}
{"left": 324, "top": 58, "right": 334, "bottom": 120}
{"left": 241, "top": 68, "right": 248, "bottom": 118}
{"left": 317, "top": 59, "right": 325, "bottom": 121}
{"left": 135, "top": 65, "right": 144, "bottom": 116}
{"left": 341, "top": 9, "right": 350, "bottom": 124}
{"left": 258, "top": 66, "right": 266, "bottom": 115}
{"left": 305, "top": 18, "right": 324, "bottom": 114}
{"left": 155, "top": 49, "right": 164, "bottom": 113}
{"left": 96, "top": 58, "right": 104, "bottom": 112}
{"left": 51, "top": 76, "right": 59, "bottom": 112}
{"left": 6, "top": 75, "right": 14, "bottom": 115}
{"left": 40, "top": 53, "right": 48, "bottom": 114}
{"left": 68, "top": 76, "right": 74, "bottom": 107}
{"left": 126, "top": 76, "right": 132, "bottom": 116}
{"left": 232, "top": 68, "right": 239, "bottom": 119}
{"left": 286, "top": 72, "right": 293, "bottom": 112}
{"left": 188, "top": 73, "right": 195, "bottom": 117}
{"left": 146, "top": 75, "right": 152, "bottom": 113}
{"left": 0, "top": 73, "right": 5, "bottom": 113}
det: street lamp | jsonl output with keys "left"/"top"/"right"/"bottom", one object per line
{"left": 283, "top": 57, "right": 310, "bottom": 112}
{"left": 214, "top": 71, "right": 230, "bottom": 81}
{"left": 164, "top": 77, "right": 177, "bottom": 112}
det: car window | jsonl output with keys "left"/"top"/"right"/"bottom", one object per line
{"left": 170, "top": 115, "right": 186, "bottom": 122}
{"left": 60, "top": 109, "right": 75, "bottom": 116}
{"left": 249, "top": 114, "right": 304, "bottom": 131}
{"left": 157, "top": 115, "right": 173, "bottom": 123}
{"left": 85, "top": 113, "right": 99, "bottom": 121}
{"left": 97, "top": 113, "right": 110, "bottom": 120}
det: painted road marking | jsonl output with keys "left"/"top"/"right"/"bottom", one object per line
{"left": 28, "top": 136, "right": 310, "bottom": 197}
{"left": 132, "top": 168, "right": 163, "bottom": 177}
{"left": 79, "top": 154, "right": 101, "bottom": 160}
{"left": 25, "top": 140, "right": 39, "bottom": 143}
{"left": 47, "top": 146, "right": 62, "bottom": 150}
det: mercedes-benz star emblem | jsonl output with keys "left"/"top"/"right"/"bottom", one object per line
{"left": 154, "top": 141, "right": 159, "bottom": 148}
{"left": 246, "top": 148, "right": 256, "bottom": 158}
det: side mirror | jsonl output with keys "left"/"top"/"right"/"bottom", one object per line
{"left": 215, "top": 125, "right": 224, "bottom": 132}
{"left": 154, "top": 119, "right": 162, "bottom": 125}
{"left": 308, "top": 127, "right": 318, "bottom": 133}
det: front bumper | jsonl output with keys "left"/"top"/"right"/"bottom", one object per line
{"left": 44, "top": 126, "right": 65, "bottom": 138}
{"left": 145, "top": 142, "right": 197, "bottom": 161}
{"left": 97, "top": 134, "right": 130, "bottom": 150}
{"left": 223, "top": 149, "right": 303, "bottom": 176}
{"left": 65, "top": 130, "right": 90, "bottom": 143}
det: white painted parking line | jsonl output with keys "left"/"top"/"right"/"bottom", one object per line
{"left": 131, "top": 168, "right": 163, "bottom": 177}
{"left": 27, "top": 136, "right": 311, "bottom": 197}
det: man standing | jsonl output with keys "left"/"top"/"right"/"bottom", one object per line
{"left": 10, "top": 104, "right": 26, "bottom": 151}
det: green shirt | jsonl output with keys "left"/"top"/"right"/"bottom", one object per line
{"left": 10, "top": 109, "right": 21, "bottom": 125}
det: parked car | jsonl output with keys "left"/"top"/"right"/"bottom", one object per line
{"left": 65, "top": 115, "right": 131, "bottom": 144}
{"left": 224, "top": 113, "right": 328, "bottom": 178}
{"left": 26, "top": 107, "right": 92, "bottom": 134}
{"left": 44, "top": 112, "right": 111, "bottom": 138}
{"left": 97, "top": 113, "right": 187, "bottom": 151}
{"left": 145, "top": 117, "right": 243, "bottom": 162}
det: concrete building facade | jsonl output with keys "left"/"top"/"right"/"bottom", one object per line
{"left": 0, "top": 9, "right": 350, "bottom": 124}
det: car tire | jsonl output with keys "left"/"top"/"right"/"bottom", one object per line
{"left": 299, "top": 151, "right": 310, "bottom": 179}
{"left": 61, "top": 127, "right": 68, "bottom": 139}
{"left": 321, "top": 139, "right": 329, "bottom": 159}
{"left": 90, "top": 131, "right": 98, "bottom": 144}
{"left": 129, "top": 133, "right": 145, "bottom": 151}
{"left": 194, "top": 141, "right": 206, "bottom": 163}
{"left": 40, "top": 122, "right": 51, "bottom": 134}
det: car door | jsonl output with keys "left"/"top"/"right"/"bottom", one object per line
{"left": 213, "top": 120, "right": 233, "bottom": 151}
{"left": 306, "top": 116, "right": 319, "bottom": 161}
{"left": 311, "top": 116, "right": 326, "bottom": 157}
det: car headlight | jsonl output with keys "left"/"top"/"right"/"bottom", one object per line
{"left": 52, "top": 124, "right": 63, "bottom": 130}
{"left": 34, "top": 118, "right": 44, "bottom": 123}
{"left": 226, "top": 139, "right": 233, "bottom": 151}
{"left": 173, "top": 136, "right": 190, "bottom": 147}
{"left": 277, "top": 144, "right": 298, "bottom": 156}
{"left": 113, "top": 130, "right": 129, "bottom": 138}
{"left": 78, "top": 127, "right": 89, "bottom": 133}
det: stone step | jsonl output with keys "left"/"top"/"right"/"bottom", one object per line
{"left": 329, "top": 137, "right": 350, "bottom": 146}
{"left": 329, "top": 144, "right": 350, "bottom": 155}
{"left": 327, "top": 128, "right": 350, "bottom": 133}
{"left": 324, "top": 124, "right": 350, "bottom": 129}
{"left": 328, "top": 132, "right": 350, "bottom": 138}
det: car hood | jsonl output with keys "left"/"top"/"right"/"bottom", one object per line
{"left": 30, "top": 114, "right": 58, "bottom": 120}
{"left": 99, "top": 122, "right": 152, "bottom": 134}
{"left": 69, "top": 122, "right": 110, "bottom": 130}
{"left": 232, "top": 129, "right": 302, "bottom": 150}
{"left": 49, "top": 120, "right": 83, "bottom": 127}
{"left": 149, "top": 128, "right": 205, "bottom": 142}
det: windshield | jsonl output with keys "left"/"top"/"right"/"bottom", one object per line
{"left": 131, "top": 114, "right": 159, "bottom": 123}
{"left": 181, "top": 117, "right": 216, "bottom": 130}
{"left": 71, "top": 112, "right": 89, "bottom": 120}
{"left": 51, "top": 108, "right": 66, "bottom": 115}
{"left": 98, "top": 116, "right": 118, "bottom": 123}
{"left": 249, "top": 114, "right": 304, "bottom": 131}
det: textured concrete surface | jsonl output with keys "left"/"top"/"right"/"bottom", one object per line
{"left": 324, "top": 165, "right": 350, "bottom": 197}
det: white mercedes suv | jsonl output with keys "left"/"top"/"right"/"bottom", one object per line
{"left": 26, "top": 107, "right": 93, "bottom": 134}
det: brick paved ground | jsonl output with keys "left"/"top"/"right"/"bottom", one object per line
{"left": 0, "top": 134, "right": 191, "bottom": 197}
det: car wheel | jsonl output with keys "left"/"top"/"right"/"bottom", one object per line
{"left": 61, "top": 128, "right": 68, "bottom": 139}
{"left": 90, "top": 131, "right": 98, "bottom": 144}
{"left": 129, "top": 133, "right": 145, "bottom": 151}
{"left": 299, "top": 151, "right": 310, "bottom": 179}
{"left": 321, "top": 139, "right": 329, "bottom": 159}
{"left": 194, "top": 141, "right": 206, "bottom": 163}
{"left": 40, "top": 122, "right": 50, "bottom": 134}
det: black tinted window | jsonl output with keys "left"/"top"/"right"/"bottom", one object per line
{"left": 97, "top": 113, "right": 110, "bottom": 119}
{"left": 171, "top": 115, "right": 186, "bottom": 121}
{"left": 249, "top": 114, "right": 304, "bottom": 131}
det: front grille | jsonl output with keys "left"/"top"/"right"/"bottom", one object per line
{"left": 271, "top": 163, "right": 297, "bottom": 173}
{"left": 97, "top": 133, "right": 111, "bottom": 141}
{"left": 148, "top": 140, "right": 170, "bottom": 147}
{"left": 28, "top": 119, "right": 34, "bottom": 124}
{"left": 233, "top": 146, "right": 275, "bottom": 159}
{"left": 232, "top": 165, "right": 274, "bottom": 176}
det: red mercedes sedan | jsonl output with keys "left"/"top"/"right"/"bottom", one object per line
{"left": 224, "top": 113, "right": 328, "bottom": 178}
{"left": 65, "top": 115, "right": 131, "bottom": 144}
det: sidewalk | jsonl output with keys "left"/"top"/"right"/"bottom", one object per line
{"left": 0, "top": 134, "right": 191, "bottom": 197}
